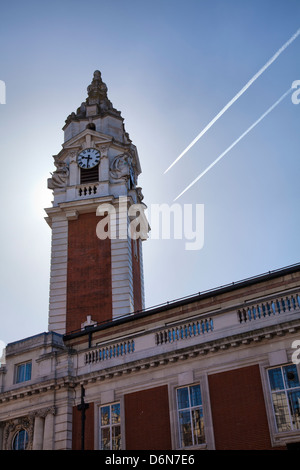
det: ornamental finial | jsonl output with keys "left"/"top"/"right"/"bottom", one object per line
{"left": 87, "top": 70, "right": 109, "bottom": 105}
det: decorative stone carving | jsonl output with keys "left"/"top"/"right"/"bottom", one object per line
{"left": 48, "top": 161, "right": 69, "bottom": 189}
{"left": 1, "top": 407, "right": 56, "bottom": 450}
{"left": 3, "top": 416, "right": 34, "bottom": 450}
{"left": 65, "top": 70, "right": 121, "bottom": 125}
{"left": 110, "top": 152, "right": 136, "bottom": 187}
{"left": 68, "top": 150, "right": 77, "bottom": 163}
{"left": 135, "top": 187, "right": 144, "bottom": 202}
{"left": 99, "top": 145, "right": 109, "bottom": 157}
{"left": 87, "top": 70, "right": 110, "bottom": 106}
{"left": 33, "top": 406, "right": 56, "bottom": 419}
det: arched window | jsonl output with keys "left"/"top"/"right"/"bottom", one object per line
{"left": 12, "top": 429, "right": 29, "bottom": 450}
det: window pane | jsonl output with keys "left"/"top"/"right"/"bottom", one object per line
{"left": 192, "top": 408, "right": 205, "bottom": 445}
{"left": 288, "top": 390, "right": 300, "bottom": 430}
{"left": 16, "top": 362, "right": 31, "bottom": 383}
{"left": 17, "top": 364, "right": 25, "bottom": 383}
{"left": 101, "top": 427, "right": 110, "bottom": 450}
{"left": 190, "top": 385, "right": 202, "bottom": 407}
{"left": 177, "top": 387, "right": 189, "bottom": 409}
{"left": 112, "top": 425, "right": 121, "bottom": 450}
{"left": 272, "top": 391, "right": 291, "bottom": 432}
{"left": 19, "top": 430, "right": 26, "bottom": 449}
{"left": 111, "top": 403, "right": 120, "bottom": 424}
{"left": 179, "top": 410, "right": 192, "bottom": 447}
{"left": 13, "top": 430, "right": 28, "bottom": 450}
{"left": 268, "top": 368, "right": 284, "bottom": 391}
{"left": 101, "top": 406, "right": 110, "bottom": 426}
{"left": 25, "top": 362, "right": 32, "bottom": 381}
{"left": 283, "top": 365, "right": 300, "bottom": 389}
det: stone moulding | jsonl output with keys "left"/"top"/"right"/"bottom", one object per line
{"left": 0, "top": 377, "right": 75, "bottom": 404}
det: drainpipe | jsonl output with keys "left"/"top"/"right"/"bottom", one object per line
{"left": 77, "top": 385, "right": 89, "bottom": 450}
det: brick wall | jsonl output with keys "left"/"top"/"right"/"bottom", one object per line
{"left": 208, "top": 365, "right": 273, "bottom": 449}
{"left": 124, "top": 385, "right": 172, "bottom": 450}
{"left": 66, "top": 212, "right": 112, "bottom": 334}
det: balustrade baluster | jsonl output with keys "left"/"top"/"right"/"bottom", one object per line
{"left": 276, "top": 299, "right": 280, "bottom": 314}
{"left": 257, "top": 305, "right": 261, "bottom": 319}
{"left": 247, "top": 308, "right": 252, "bottom": 321}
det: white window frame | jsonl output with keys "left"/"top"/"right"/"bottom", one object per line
{"left": 15, "top": 361, "right": 32, "bottom": 384}
{"left": 267, "top": 363, "right": 300, "bottom": 433}
{"left": 99, "top": 402, "right": 121, "bottom": 450}
{"left": 176, "top": 383, "right": 206, "bottom": 448}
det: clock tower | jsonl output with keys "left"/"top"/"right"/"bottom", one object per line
{"left": 45, "top": 71, "right": 148, "bottom": 335}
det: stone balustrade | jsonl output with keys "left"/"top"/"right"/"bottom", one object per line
{"left": 80, "top": 289, "right": 300, "bottom": 372}
{"left": 155, "top": 318, "right": 214, "bottom": 345}
{"left": 237, "top": 292, "right": 300, "bottom": 323}
{"left": 84, "top": 339, "right": 135, "bottom": 364}
{"left": 77, "top": 183, "right": 99, "bottom": 197}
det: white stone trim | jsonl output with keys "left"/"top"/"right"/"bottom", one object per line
{"left": 111, "top": 201, "right": 134, "bottom": 320}
{"left": 48, "top": 215, "right": 68, "bottom": 334}
{"left": 139, "top": 238, "right": 145, "bottom": 310}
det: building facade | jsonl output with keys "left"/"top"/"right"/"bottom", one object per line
{"left": 0, "top": 72, "right": 300, "bottom": 451}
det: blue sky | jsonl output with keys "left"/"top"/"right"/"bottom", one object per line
{"left": 0, "top": 0, "right": 299, "bottom": 344}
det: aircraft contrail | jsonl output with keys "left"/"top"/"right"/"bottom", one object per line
{"left": 174, "top": 87, "right": 292, "bottom": 201}
{"left": 165, "top": 28, "right": 300, "bottom": 174}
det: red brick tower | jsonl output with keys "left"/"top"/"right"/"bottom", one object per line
{"left": 45, "top": 71, "right": 148, "bottom": 335}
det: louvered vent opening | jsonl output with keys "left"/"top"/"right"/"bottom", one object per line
{"left": 80, "top": 166, "right": 99, "bottom": 184}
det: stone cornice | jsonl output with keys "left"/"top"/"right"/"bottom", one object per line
{"left": 0, "top": 375, "right": 75, "bottom": 404}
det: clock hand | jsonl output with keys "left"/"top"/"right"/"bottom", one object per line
{"left": 86, "top": 155, "right": 91, "bottom": 168}
{"left": 80, "top": 155, "right": 92, "bottom": 167}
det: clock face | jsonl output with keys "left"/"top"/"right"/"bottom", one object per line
{"left": 77, "top": 148, "right": 100, "bottom": 169}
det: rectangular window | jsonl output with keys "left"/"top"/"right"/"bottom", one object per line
{"left": 99, "top": 402, "right": 121, "bottom": 450}
{"left": 15, "top": 361, "right": 32, "bottom": 383}
{"left": 268, "top": 364, "right": 300, "bottom": 432}
{"left": 177, "top": 384, "right": 205, "bottom": 447}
